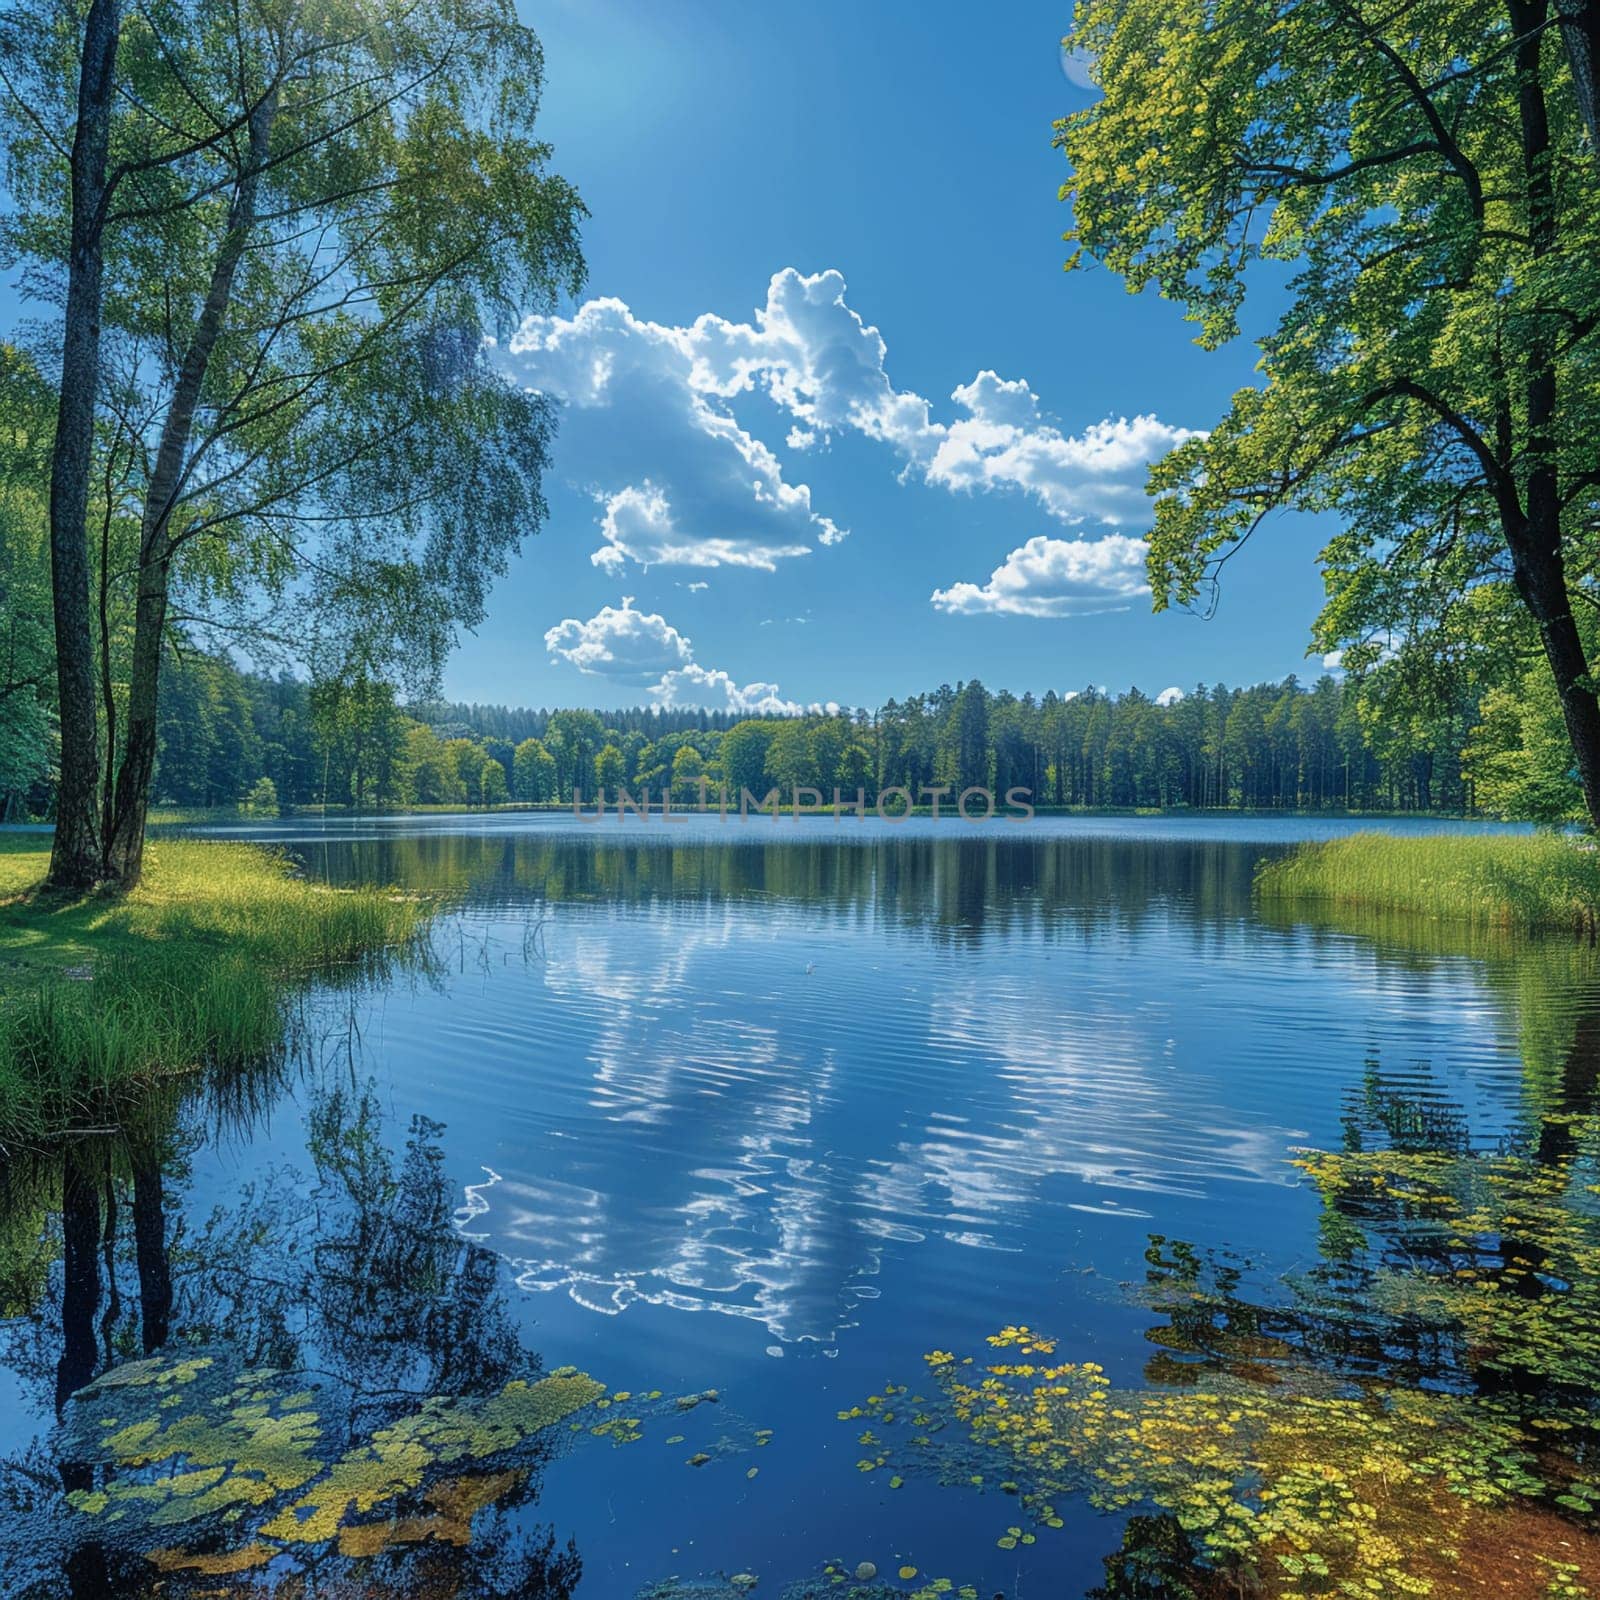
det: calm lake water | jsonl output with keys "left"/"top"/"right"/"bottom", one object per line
{"left": 5, "top": 812, "right": 1594, "bottom": 1599}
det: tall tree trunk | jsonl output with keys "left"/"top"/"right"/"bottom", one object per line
{"left": 1508, "top": 0, "right": 1600, "bottom": 831}
{"left": 1557, "top": 0, "right": 1600, "bottom": 159}
{"left": 44, "top": 0, "right": 120, "bottom": 890}
{"left": 104, "top": 566, "right": 170, "bottom": 885}
{"left": 1514, "top": 533, "right": 1600, "bottom": 827}
{"left": 104, "top": 92, "right": 277, "bottom": 884}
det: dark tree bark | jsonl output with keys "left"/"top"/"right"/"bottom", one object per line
{"left": 1509, "top": 0, "right": 1600, "bottom": 833}
{"left": 45, "top": 0, "right": 120, "bottom": 890}
{"left": 1513, "top": 527, "right": 1600, "bottom": 827}
{"left": 1557, "top": 0, "right": 1600, "bottom": 160}
{"left": 104, "top": 91, "right": 276, "bottom": 884}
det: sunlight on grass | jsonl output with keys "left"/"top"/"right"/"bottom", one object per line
{"left": 0, "top": 838, "right": 427, "bottom": 1139}
{"left": 1256, "top": 831, "right": 1600, "bottom": 935}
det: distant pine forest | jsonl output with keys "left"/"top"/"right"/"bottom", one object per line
{"left": 4, "top": 650, "right": 1520, "bottom": 822}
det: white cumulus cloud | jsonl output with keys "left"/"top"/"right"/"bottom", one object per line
{"left": 1155, "top": 686, "right": 1185, "bottom": 707}
{"left": 508, "top": 296, "right": 842, "bottom": 573}
{"left": 593, "top": 482, "right": 809, "bottom": 572}
{"left": 927, "top": 390, "right": 1193, "bottom": 525}
{"left": 649, "top": 663, "right": 803, "bottom": 716}
{"left": 688, "top": 270, "right": 1194, "bottom": 526}
{"left": 543, "top": 597, "right": 693, "bottom": 682}
{"left": 930, "top": 534, "right": 1151, "bottom": 618}
{"left": 507, "top": 269, "right": 1193, "bottom": 574}
{"left": 545, "top": 598, "right": 805, "bottom": 713}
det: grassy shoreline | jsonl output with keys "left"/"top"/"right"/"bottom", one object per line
{"left": 0, "top": 837, "right": 427, "bottom": 1141}
{"left": 1257, "top": 830, "right": 1600, "bottom": 935}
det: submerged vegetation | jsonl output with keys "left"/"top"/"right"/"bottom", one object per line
{"left": 849, "top": 1131, "right": 1600, "bottom": 1596}
{"left": 0, "top": 1086, "right": 597, "bottom": 1596}
{"left": 0, "top": 1083, "right": 783, "bottom": 1595}
{"left": 0, "top": 837, "right": 425, "bottom": 1138}
{"left": 63, "top": 1354, "right": 604, "bottom": 1550}
{"left": 1256, "top": 833, "right": 1600, "bottom": 936}
{"left": 831, "top": 871, "right": 1600, "bottom": 1596}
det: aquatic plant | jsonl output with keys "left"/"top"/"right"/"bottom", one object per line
{"left": 1292, "top": 1141, "right": 1600, "bottom": 1404}
{"left": 638, "top": 1564, "right": 983, "bottom": 1600}
{"left": 849, "top": 1331, "right": 1600, "bottom": 1595}
{"left": 846, "top": 1102, "right": 1600, "bottom": 1600}
{"left": 0, "top": 1051, "right": 708, "bottom": 1600}
{"left": 58, "top": 1351, "right": 604, "bottom": 1555}
{"left": 0, "top": 837, "right": 429, "bottom": 1136}
{"left": 1256, "top": 832, "right": 1600, "bottom": 935}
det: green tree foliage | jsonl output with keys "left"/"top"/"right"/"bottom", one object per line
{"left": 1464, "top": 662, "right": 1587, "bottom": 820}
{"left": 545, "top": 710, "right": 605, "bottom": 800}
{"left": 6, "top": 656, "right": 1491, "bottom": 819}
{"left": 444, "top": 738, "right": 489, "bottom": 806}
{"left": 309, "top": 676, "right": 407, "bottom": 810}
{"left": 0, "top": 348, "right": 55, "bottom": 820}
{"left": 402, "top": 724, "right": 466, "bottom": 807}
{"left": 0, "top": 0, "right": 586, "bottom": 882}
{"left": 243, "top": 776, "right": 278, "bottom": 815}
{"left": 1057, "top": 0, "right": 1600, "bottom": 825}
{"left": 940, "top": 680, "right": 991, "bottom": 791}
{"left": 480, "top": 759, "right": 509, "bottom": 807}
{"left": 6, "top": 652, "right": 1497, "bottom": 818}
{"left": 719, "top": 720, "right": 779, "bottom": 797}
{"left": 513, "top": 737, "right": 557, "bottom": 802}
{"left": 669, "top": 743, "right": 705, "bottom": 801}
{"left": 765, "top": 721, "right": 816, "bottom": 794}
{"left": 0, "top": 679, "right": 51, "bottom": 821}
{"left": 594, "top": 743, "right": 626, "bottom": 796}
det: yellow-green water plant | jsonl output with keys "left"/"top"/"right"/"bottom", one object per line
{"left": 58, "top": 1352, "right": 604, "bottom": 1557}
{"left": 848, "top": 1096, "right": 1600, "bottom": 1598}
{"left": 0, "top": 1081, "right": 783, "bottom": 1591}
{"left": 1292, "top": 1141, "right": 1600, "bottom": 1404}
{"left": 850, "top": 1330, "right": 1589, "bottom": 1597}
{"left": 639, "top": 1564, "right": 984, "bottom": 1600}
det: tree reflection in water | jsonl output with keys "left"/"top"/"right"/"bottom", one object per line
{"left": 0, "top": 1076, "right": 585, "bottom": 1600}
{"left": 847, "top": 966, "right": 1600, "bottom": 1598}
{"left": 9, "top": 837, "right": 1600, "bottom": 1599}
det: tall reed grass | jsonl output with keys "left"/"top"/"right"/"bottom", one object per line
{"left": 0, "top": 839, "right": 426, "bottom": 1139}
{"left": 1256, "top": 831, "right": 1600, "bottom": 936}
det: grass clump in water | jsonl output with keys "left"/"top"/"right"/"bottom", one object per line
{"left": 1256, "top": 830, "right": 1600, "bottom": 935}
{"left": 0, "top": 837, "right": 427, "bottom": 1138}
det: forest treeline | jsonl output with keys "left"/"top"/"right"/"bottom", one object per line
{"left": 3, "top": 650, "right": 1512, "bottom": 819}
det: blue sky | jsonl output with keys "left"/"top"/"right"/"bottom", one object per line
{"left": 5, "top": 0, "right": 1336, "bottom": 715}
{"left": 478, "top": 0, "right": 1333, "bottom": 714}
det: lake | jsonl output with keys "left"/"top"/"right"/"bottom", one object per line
{"left": 5, "top": 812, "right": 1595, "bottom": 1599}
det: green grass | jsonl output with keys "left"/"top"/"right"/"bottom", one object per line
{"left": 1256, "top": 830, "right": 1600, "bottom": 935}
{"left": 0, "top": 837, "right": 428, "bottom": 1141}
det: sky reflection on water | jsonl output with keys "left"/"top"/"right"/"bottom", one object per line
{"left": 2, "top": 815, "right": 1587, "bottom": 1598}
